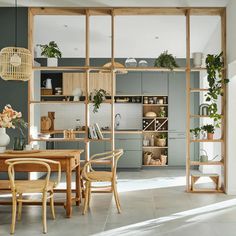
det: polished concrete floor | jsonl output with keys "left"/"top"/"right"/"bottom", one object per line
{"left": 1, "top": 169, "right": 236, "bottom": 236}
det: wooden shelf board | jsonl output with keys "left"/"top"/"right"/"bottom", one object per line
{"left": 190, "top": 88, "right": 208, "bottom": 92}
{"left": 143, "top": 117, "right": 168, "bottom": 119}
{"left": 190, "top": 67, "right": 207, "bottom": 71}
{"left": 190, "top": 139, "right": 223, "bottom": 143}
{"left": 33, "top": 66, "right": 110, "bottom": 71}
{"left": 190, "top": 161, "right": 224, "bottom": 166}
{"left": 120, "top": 67, "right": 186, "bottom": 72}
{"left": 143, "top": 104, "right": 168, "bottom": 106}
{"left": 142, "top": 164, "right": 168, "bottom": 167}
{"left": 190, "top": 114, "right": 223, "bottom": 118}
{"left": 30, "top": 138, "right": 85, "bottom": 142}
{"left": 143, "top": 146, "right": 168, "bottom": 148}
{"left": 143, "top": 130, "right": 168, "bottom": 133}
{"left": 87, "top": 138, "right": 111, "bottom": 142}
{"left": 189, "top": 189, "right": 224, "bottom": 193}
{"left": 30, "top": 101, "right": 84, "bottom": 104}
{"left": 40, "top": 130, "right": 85, "bottom": 134}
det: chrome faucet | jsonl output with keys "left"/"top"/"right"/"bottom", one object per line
{"left": 115, "top": 113, "right": 121, "bottom": 129}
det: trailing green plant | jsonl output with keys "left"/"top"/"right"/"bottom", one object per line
{"left": 190, "top": 127, "right": 201, "bottom": 137}
{"left": 37, "top": 41, "right": 62, "bottom": 58}
{"left": 91, "top": 89, "right": 108, "bottom": 113}
{"left": 201, "top": 124, "right": 215, "bottom": 134}
{"left": 154, "top": 50, "right": 178, "bottom": 70}
{"left": 205, "top": 52, "right": 229, "bottom": 127}
{"left": 157, "top": 133, "right": 167, "bottom": 139}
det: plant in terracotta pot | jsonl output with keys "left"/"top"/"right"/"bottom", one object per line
{"left": 37, "top": 41, "right": 62, "bottom": 67}
{"left": 201, "top": 124, "right": 215, "bottom": 140}
{"left": 90, "top": 89, "right": 108, "bottom": 113}
{"left": 0, "top": 105, "right": 27, "bottom": 152}
{"left": 156, "top": 133, "right": 167, "bottom": 147}
{"left": 190, "top": 127, "right": 201, "bottom": 140}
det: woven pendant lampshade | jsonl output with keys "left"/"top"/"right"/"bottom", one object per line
{"left": 0, "top": 0, "right": 32, "bottom": 81}
{"left": 101, "top": 61, "right": 127, "bottom": 74}
{"left": 0, "top": 47, "right": 32, "bottom": 81}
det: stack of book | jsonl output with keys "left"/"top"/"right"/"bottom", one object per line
{"left": 88, "top": 123, "right": 104, "bottom": 139}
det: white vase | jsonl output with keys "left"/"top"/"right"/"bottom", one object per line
{"left": 192, "top": 52, "right": 203, "bottom": 68}
{"left": 0, "top": 128, "right": 10, "bottom": 153}
{"left": 47, "top": 58, "right": 58, "bottom": 67}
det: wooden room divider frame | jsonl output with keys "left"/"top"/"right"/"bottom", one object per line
{"left": 28, "top": 7, "right": 227, "bottom": 193}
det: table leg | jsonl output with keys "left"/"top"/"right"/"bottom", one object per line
{"left": 75, "top": 165, "right": 81, "bottom": 206}
{"left": 66, "top": 160, "right": 72, "bottom": 218}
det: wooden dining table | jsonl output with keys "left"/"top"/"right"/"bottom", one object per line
{"left": 0, "top": 149, "right": 84, "bottom": 218}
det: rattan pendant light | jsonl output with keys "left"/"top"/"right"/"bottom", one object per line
{"left": 0, "top": 0, "right": 32, "bottom": 81}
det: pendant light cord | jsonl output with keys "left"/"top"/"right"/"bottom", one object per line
{"left": 15, "top": 0, "right": 17, "bottom": 47}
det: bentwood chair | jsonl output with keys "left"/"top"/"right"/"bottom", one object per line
{"left": 81, "top": 149, "right": 123, "bottom": 215}
{"left": 5, "top": 158, "right": 61, "bottom": 234}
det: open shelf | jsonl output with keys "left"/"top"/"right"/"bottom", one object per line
{"left": 87, "top": 138, "right": 112, "bottom": 142}
{"left": 30, "top": 138, "right": 85, "bottom": 142}
{"left": 190, "top": 114, "right": 223, "bottom": 118}
{"left": 33, "top": 66, "right": 110, "bottom": 72}
{"left": 142, "top": 164, "right": 168, "bottom": 167}
{"left": 143, "top": 146, "right": 168, "bottom": 149}
{"left": 190, "top": 88, "right": 208, "bottom": 92}
{"left": 190, "top": 161, "right": 224, "bottom": 166}
{"left": 30, "top": 101, "right": 84, "bottom": 104}
{"left": 143, "top": 117, "right": 168, "bottom": 119}
{"left": 190, "top": 139, "right": 223, "bottom": 143}
{"left": 143, "top": 104, "right": 168, "bottom": 106}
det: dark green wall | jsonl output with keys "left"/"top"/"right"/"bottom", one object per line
{"left": 0, "top": 7, "right": 28, "bottom": 147}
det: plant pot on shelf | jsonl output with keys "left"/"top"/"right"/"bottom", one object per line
{"left": 47, "top": 58, "right": 58, "bottom": 67}
{"left": 160, "top": 155, "right": 167, "bottom": 165}
{"left": 207, "top": 132, "right": 214, "bottom": 140}
{"left": 0, "top": 128, "right": 10, "bottom": 153}
{"left": 192, "top": 52, "right": 203, "bottom": 68}
{"left": 156, "top": 138, "right": 166, "bottom": 147}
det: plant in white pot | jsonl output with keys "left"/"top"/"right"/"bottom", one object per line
{"left": 37, "top": 41, "right": 62, "bottom": 67}
{"left": 0, "top": 105, "right": 27, "bottom": 153}
{"left": 190, "top": 127, "right": 201, "bottom": 140}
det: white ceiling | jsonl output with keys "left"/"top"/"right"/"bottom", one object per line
{"left": 34, "top": 15, "right": 221, "bottom": 58}
{"left": 0, "top": 0, "right": 230, "bottom": 7}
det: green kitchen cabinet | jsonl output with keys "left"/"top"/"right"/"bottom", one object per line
{"left": 116, "top": 72, "right": 142, "bottom": 95}
{"left": 117, "top": 150, "right": 142, "bottom": 168}
{"left": 141, "top": 72, "right": 168, "bottom": 95}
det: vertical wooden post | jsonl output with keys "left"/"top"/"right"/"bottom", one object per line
{"left": 186, "top": 9, "right": 191, "bottom": 192}
{"left": 221, "top": 8, "right": 227, "bottom": 192}
{"left": 85, "top": 10, "right": 90, "bottom": 67}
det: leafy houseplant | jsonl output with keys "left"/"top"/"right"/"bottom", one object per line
{"left": 91, "top": 89, "right": 108, "bottom": 113}
{"left": 201, "top": 124, "right": 215, "bottom": 140}
{"left": 37, "top": 41, "right": 62, "bottom": 67}
{"left": 205, "top": 52, "right": 229, "bottom": 127}
{"left": 190, "top": 127, "right": 201, "bottom": 140}
{"left": 156, "top": 133, "right": 167, "bottom": 147}
{"left": 154, "top": 51, "right": 178, "bottom": 70}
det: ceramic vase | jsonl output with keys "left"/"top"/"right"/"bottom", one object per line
{"left": 0, "top": 128, "right": 10, "bottom": 153}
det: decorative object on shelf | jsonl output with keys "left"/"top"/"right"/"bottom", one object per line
{"left": 37, "top": 41, "right": 62, "bottom": 67}
{"left": 148, "top": 97, "right": 154, "bottom": 104}
{"left": 199, "top": 149, "right": 208, "bottom": 162}
{"left": 115, "top": 113, "right": 121, "bottom": 130}
{"left": 125, "top": 57, "right": 137, "bottom": 67}
{"left": 63, "top": 129, "right": 75, "bottom": 139}
{"left": 13, "top": 137, "right": 26, "bottom": 151}
{"left": 205, "top": 52, "right": 229, "bottom": 127}
{"left": 192, "top": 52, "right": 203, "bottom": 67}
{"left": 201, "top": 124, "right": 215, "bottom": 140}
{"left": 145, "top": 111, "right": 157, "bottom": 118}
{"left": 0, "top": 0, "right": 32, "bottom": 81}
{"left": 75, "top": 119, "right": 81, "bottom": 131}
{"left": 163, "top": 97, "right": 167, "bottom": 104}
{"left": 199, "top": 103, "right": 209, "bottom": 116}
{"left": 48, "top": 112, "right": 55, "bottom": 131}
{"left": 72, "top": 88, "right": 82, "bottom": 101}
{"left": 150, "top": 135, "right": 155, "bottom": 146}
{"left": 41, "top": 116, "right": 52, "bottom": 131}
{"left": 0, "top": 105, "right": 27, "bottom": 152}
{"left": 158, "top": 98, "right": 164, "bottom": 104}
{"left": 41, "top": 88, "right": 53, "bottom": 95}
{"left": 143, "top": 136, "right": 149, "bottom": 146}
{"left": 55, "top": 87, "right": 62, "bottom": 95}
{"left": 153, "top": 97, "right": 157, "bottom": 104}
{"left": 144, "top": 152, "right": 153, "bottom": 165}
{"left": 43, "top": 78, "right": 52, "bottom": 89}
{"left": 138, "top": 60, "right": 148, "bottom": 67}
{"left": 190, "top": 127, "right": 201, "bottom": 140}
{"left": 154, "top": 50, "right": 178, "bottom": 70}
{"left": 101, "top": 61, "right": 127, "bottom": 74}
{"left": 25, "top": 144, "right": 32, "bottom": 151}
{"left": 156, "top": 133, "right": 167, "bottom": 147}
{"left": 90, "top": 89, "right": 108, "bottom": 113}
{"left": 143, "top": 97, "right": 148, "bottom": 104}
{"left": 158, "top": 107, "right": 166, "bottom": 117}
{"left": 149, "top": 157, "right": 161, "bottom": 165}
{"left": 160, "top": 154, "right": 167, "bottom": 165}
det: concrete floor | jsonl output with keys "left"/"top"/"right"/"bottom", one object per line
{"left": 0, "top": 169, "right": 236, "bottom": 236}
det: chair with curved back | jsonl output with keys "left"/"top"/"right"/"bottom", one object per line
{"left": 81, "top": 149, "right": 123, "bottom": 215}
{"left": 5, "top": 158, "right": 61, "bottom": 234}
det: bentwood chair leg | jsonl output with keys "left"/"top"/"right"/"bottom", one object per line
{"left": 17, "top": 193, "right": 23, "bottom": 221}
{"left": 50, "top": 191, "right": 56, "bottom": 220}
{"left": 42, "top": 192, "right": 47, "bottom": 234}
{"left": 113, "top": 180, "right": 121, "bottom": 213}
{"left": 83, "top": 182, "right": 89, "bottom": 215}
{"left": 11, "top": 193, "right": 17, "bottom": 234}
{"left": 88, "top": 183, "right": 91, "bottom": 207}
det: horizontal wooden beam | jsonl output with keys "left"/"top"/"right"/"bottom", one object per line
{"left": 30, "top": 7, "right": 225, "bottom": 16}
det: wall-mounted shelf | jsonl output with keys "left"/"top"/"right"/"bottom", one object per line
{"left": 190, "top": 139, "right": 223, "bottom": 143}
{"left": 190, "top": 114, "right": 223, "bottom": 118}
{"left": 143, "top": 104, "right": 168, "bottom": 106}
{"left": 190, "top": 88, "right": 208, "bottom": 92}
{"left": 190, "top": 161, "right": 224, "bottom": 166}
{"left": 143, "top": 146, "right": 168, "bottom": 149}
{"left": 31, "top": 138, "right": 85, "bottom": 142}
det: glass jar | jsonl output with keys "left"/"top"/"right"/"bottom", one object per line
{"left": 125, "top": 58, "right": 137, "bottom": 67}
{"left": 143, "top": 97, "right": 148, "bottom": 104}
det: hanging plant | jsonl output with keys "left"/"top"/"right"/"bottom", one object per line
{"left": 90, "top": 89, "right": 108, "bottom": 113}
{"left": 205, "top": 52, "right": 229, "bottom": 127}
{"left": 154, "top": 50, "right": 178, "bottom": 70}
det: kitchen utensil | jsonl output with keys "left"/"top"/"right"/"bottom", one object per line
{"left": 43, "top": 78, "right": 52, "bottom": 89}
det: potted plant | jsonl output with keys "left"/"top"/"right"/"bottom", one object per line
{"left": 0, "top": 105, "right": 27, "bottom": 152}
{"left": 201, "top": 124, "right": 215, "bottom": 140}
{"left": 156, "top": 133, "right": 167, "bottom": 147}
{"left": 154, "top": 50, "right": 178, "bottom": 70}
{"left": 90, "top": 89, "right": 108, "bottom": 113}
{"left": 158, "top": 107, "right": 166, "bottom": 117}
{"left": 37, "top": 41, "right": 62, "bottom": 67}
{"left": 190, "top": 127, "right": 201, "bottom": 140}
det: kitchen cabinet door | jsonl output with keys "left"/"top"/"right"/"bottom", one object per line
{"left": 63, "top": 73, "right": 86, "bottom": 95}
{"left": 141, "top": 72, "right": 168, "bottom": 95}
{"left": 117, "top": 150, "right": 142, "bottom": 168}
{"left": 89, "top": 73, "right": 112, "bottom": 95}
{"left": 168, "top": 72, "right": 186, "bottom": 133}
{"left": 168, "top": 137, "right": 186, "bottom": 166}
{"left": 116, "top": 72, "right": 142, "bottom": 95}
